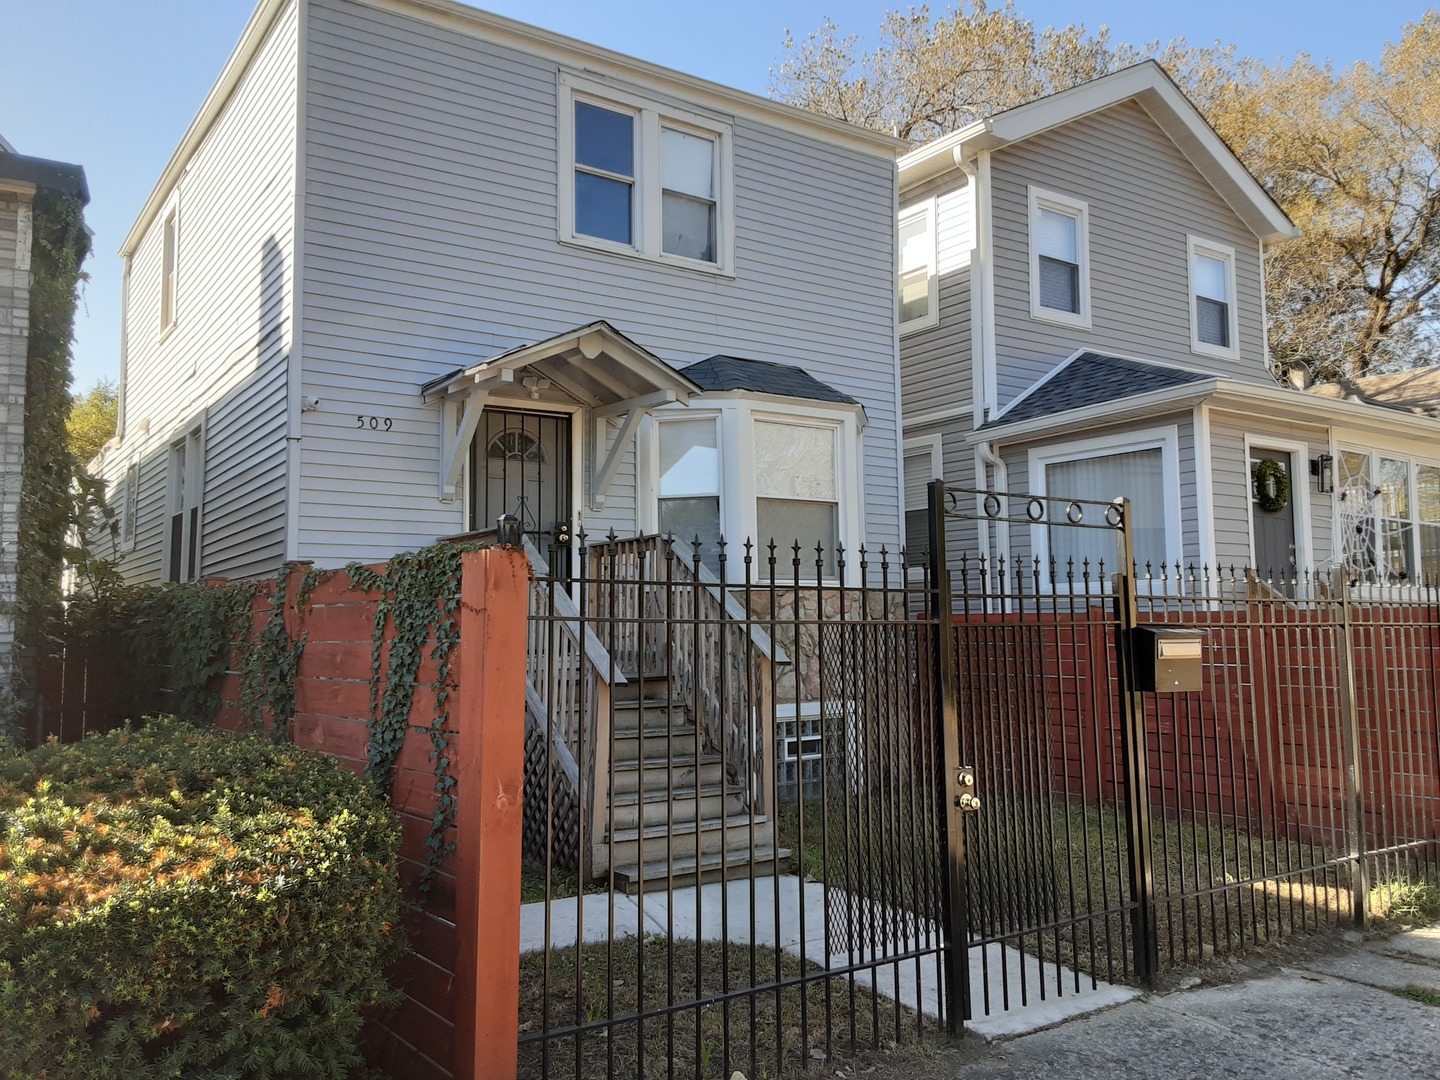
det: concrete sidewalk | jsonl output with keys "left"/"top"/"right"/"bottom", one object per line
{"left": 867, "top": 922, "right": 1440, "bottom": 1080}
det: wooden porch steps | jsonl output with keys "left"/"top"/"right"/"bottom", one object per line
{"left": 600, "top": 668, "right": 789, "bottom": 889}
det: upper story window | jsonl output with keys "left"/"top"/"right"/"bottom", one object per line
{"left": 160, "top": 209, "right": 178, "bottom": 333}
{"left": 560, "top": 74, "right": 733, "bottom": 274}
{"left": 898, "top": 200, "right": 938, "bottom": 334}
{"left": 1188, "top": 236, "right": 1239, "bottom": 359}
{"left": 1028, "top": 187, "right": 1090, "bottom": 328}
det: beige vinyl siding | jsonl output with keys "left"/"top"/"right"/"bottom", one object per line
{"left": 297, "top": 0, "right": 899, "bottom": 565}
{"left": 901, "top": 174, "right": 974, "bottom": 427}
{"left": 1208, "top": 411, "right": 1334, "bottom": 569}
{"left": 102, "top": 0, "right": 298, "bottom": 584}
{"left": 989, "top": 101, "right": 1271, "bottom": 408}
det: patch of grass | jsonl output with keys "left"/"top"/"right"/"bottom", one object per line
{"left": 518, "top": 937, "right": 939, "bottom": 1080}
{"left": 1395, "top": 985, "right": 1440, "bottom": 1007}
{"left": 1369, "top": 876, "right": 1440, "bottom": 927}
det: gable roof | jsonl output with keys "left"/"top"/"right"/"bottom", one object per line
{"left": 681, "top": 355, "right": 859, "bottom": 405}
{"left": 900, "top": 61, "right": 1296, "bottom": 244}
{"left": 1307, "top": 367, "right": 1440, "bottom": 419}
{"left": 122, "top": 0, "right": 905, "bottom": 257}
{"left": 984, "top": 351, "right": 1211, "bottom": 428}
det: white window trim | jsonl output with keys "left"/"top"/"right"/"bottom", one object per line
{"left": 641, "top": 398, "right": 862, "bottom": 585}
{"left": 558, "top": 72, "right": 735, "bottom": 276}
{"left": 162, "top": 421, "right": 205, "bottom": 583}
{"left": 898, "top": 197, "right": 939, "bottom": 335}
{"left": 1242, "top": 436, "right": 1314, "bottom": 573}
{"left": 159, "top": 200, "right": 179, "bottom": 338}
{"left": 1028, "top": 186, "right": 1091, "bottom": 330}
{"left": 1188, "top": 235, "right": 1240, "bottom": 360}
{"left": 903, "top": 434, "right": 944, "bottom": 511}
{"left": 1335, "top": 443, "right": 1440, "bottom": 585}
{"left": 1028, "top": 425, "right": 1183, "bottom": 572}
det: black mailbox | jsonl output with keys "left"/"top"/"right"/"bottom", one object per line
{"left": 1132, "top": 626, "right": 1204, "bottom": 693}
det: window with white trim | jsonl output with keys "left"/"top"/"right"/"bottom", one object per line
{"left": 120, "top": 460, "right": 139, "bottom": 550}
{"left": 656, "top": 415, "right": 722, "bottom": 569}
{"left": 164, "top": 425, "right": 203, "bottom": 583}
{"left": 755, "top": 419, "right": 840, "bottom": 578}
{"left": 1029, "top": 187, "right": 1089, "bottom": 327}
{"left": 898, "top": 201, "right": 938, "bottom": 333}
{"left": 1188, "top": 236, "right": 1238, "bottom": 358}
{"left": 903, "top": 436, "right": 942, "bottom": 566}
{"left": 561, "top": 75, "right": 732, "bottom": 272}
{"left": 1339, "top": 448, "right": 1440, "bottom": 583}
{"left": 160, "top": 209, "right": 178, "bottom": 332}
{"left": 1031, "top": 428, "right": 1181, "bottom": 575}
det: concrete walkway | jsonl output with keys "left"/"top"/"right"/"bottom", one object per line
{"left": 873, "top": 921, "right": 1440, "bottom": 1080}
{"left": 518, "top": 874, "right": 1137, "bottom": 1039}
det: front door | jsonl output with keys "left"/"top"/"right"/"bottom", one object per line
{"left": 471, "top": 408, "right": 572, "bottom": 572}
{"left": 1250, "top": 446, "right": 1298, "bottom": 581}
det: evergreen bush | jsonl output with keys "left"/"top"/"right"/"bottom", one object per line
{"left": 0, "top": 719, "right": 405, "bottom": 1078}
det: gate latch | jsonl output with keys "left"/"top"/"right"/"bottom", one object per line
{"left": 955, "top": 766, "right": 981, "bottom": 812}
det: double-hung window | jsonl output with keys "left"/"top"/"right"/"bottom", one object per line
{"left": 755, "top": 420, "right": 839, "bottom": 578}
{"left": 165, "top": 425, "right": 203, "bottom": 583}
{"left": 1028, "top": 187, "right": 1089, "bottom": 327}
{"left": 1188, "top": 236, "right": 1239, "bottom": 358}
{"left": 898, "top": 200, "right": 938, "bottom": 333}
{"left": 160, "top": 208, "right": 178, "bottom": 333}
{"left": 903, "top": 436, "right": 942, "bottom": 566}
{"left": 120, "top": 460, "right": 139, "bottom": 550}
{"left": 657, "top": 416, "right": 722, "bottom": 570}
{"left": 561, "top": 75, "right": 732, "bottom": 272}
{"left": 1337, "top": 448, "right": 1440, "bottom": 584}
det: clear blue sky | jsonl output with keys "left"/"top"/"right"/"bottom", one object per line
{"left": 0, "top": 0, "right": 1428, "bottom": 392}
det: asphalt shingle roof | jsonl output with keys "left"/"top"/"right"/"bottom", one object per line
{"left": 0, "top": 151, "right": 88, "bottom": 203}
{"left": 985, "top": 352, "right": 1211, "bottom": 427}
{"left": 681, "top": 355, "right": 858, "bottom": 405}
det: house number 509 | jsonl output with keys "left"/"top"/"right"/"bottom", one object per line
{"left": 356, "top": 415, "right": 394, "bottom": 431}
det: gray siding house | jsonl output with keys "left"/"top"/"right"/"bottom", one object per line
{"left": 899, "top": 63, "right": 1440, "bottom": 587}
{"left": 95, "top": 0, "right": 905, "bottom": 584}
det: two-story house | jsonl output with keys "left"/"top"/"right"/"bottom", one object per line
{"left": 95, "top": 0, "right": 905, "bottom": 588}
{"left": 900, "top": 62, "right": 1440, "bottom": 587}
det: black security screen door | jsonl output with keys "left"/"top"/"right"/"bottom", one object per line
{"left": 470, "top": 408, "right": 572, "bottom": 571}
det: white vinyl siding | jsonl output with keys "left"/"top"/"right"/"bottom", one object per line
{"left": 991, "top": 101, "right": 1271, "bottom": 407}
{"left": 899, "top": 177, "right": 973, "bottom": 426}
{"left": 298, "top": 0, "right": 900, "bottom": 566}
{"left": 99, "top": 0, "right": 298, "bottom": 584}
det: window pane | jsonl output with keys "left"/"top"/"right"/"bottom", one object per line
{"left": 575, "top": 171, "right": 632, "bottom": 244}
{"left": 1421, "top": 523, "right": 1440, "bottom": 584}
{"left": 658, "top": 419, "right": 718, "bottom": 496}
{"left": 1039, "top": 256, "right": 1079, "bottom": 313}
{"left": 1196, "top": 296, "right": 1230, "bottom": 347}
{"left": 1193, "top": 252, "right": 1228, "bottom": 302}
{"left": 904, "top": 507, "right": 930, "bottom": 567}
{"left": 903, "top": 450, "right": 934, "bottom": 511}
{"left": 1382, "top": 521, "right": 1414, "bottom": 581}
{"left": 575, "top": 102, "right": 634, "bottom": 176}
{"left": 660, "top": 496, "right": 722, "bottom": 571}
{"left": 1418, "top": 464, "right": 1440, "bottom": 524}
{"left": 899, "top": 266, "right": 930, "bottom": 323}
{"left": 661, "top": 127, "right": 713, "bottom": 198}
{"left": 1379, "top": 457, "right": 1410, "bottom": 518}
{"left": 1036, "top": 207, "right": 1077, "bottom": 262}
{"left": 899, "top": 215, "right": 930, "bottom": 273}
{"left": 754, "top": 422, "right": 835, "bottom": 500}
{"left": 757, "top": 498, "right": 837, "bottom": 577}
{"left": 662, "top": 190, "right": 715, "bottom": 262}
{"left": 1046, "top": 448, "right": 1166, "bottom": 571}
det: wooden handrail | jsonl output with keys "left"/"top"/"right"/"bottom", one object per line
{"left": 522, "top": 535, "right": 627, "bottom": 686}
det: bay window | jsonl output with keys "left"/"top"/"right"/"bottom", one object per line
{"left": 755, "top": 420, "right": 839, "bottom": 577}
{"left": 1339, "top": 448, "right": 1440, "bottom": 583}
{"left": 657, "top": 416, "right": 721, "bottom": 569}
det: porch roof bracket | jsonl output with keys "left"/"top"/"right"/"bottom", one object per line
{"left": 439, "top": 385, "right": 489, "bottom": 502}
{"left": 589, "top": 390, "right": 680, "bottom": 511}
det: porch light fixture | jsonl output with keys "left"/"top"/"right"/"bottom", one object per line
{"left": 522, "top": 375, "right": 551, "bottom": 400}
{"left": 1310, "top": 453, "right": 1334, "bottom": 494}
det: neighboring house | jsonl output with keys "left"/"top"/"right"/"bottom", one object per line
{"left": 897, "top": 62, "right": 1440, "bottom": 586}
{"left": 0, "top": 140, "right": 88, "bottom": 677}
{"left": 94, "top": 0, "right": 904, "bottom": 587}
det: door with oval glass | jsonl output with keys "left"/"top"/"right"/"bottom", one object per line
{"left": 470, "top": 408, "right": 572, "bottom": 575}
{"left": 1250, "top": 446, "right": 1297, "bottom": 585}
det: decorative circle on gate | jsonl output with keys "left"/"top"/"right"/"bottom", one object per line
{"left": 1026, "top": 497, "right": 1046, "bottom": 521}
{"left": 1066, "top": 501, "right": 1085, "bottom": 525}
{"left": 1104, "top": 501, "right": 1125, "bottom": 528}
{"left": 982, "top": 493, "right": 1003, "bottom": 518}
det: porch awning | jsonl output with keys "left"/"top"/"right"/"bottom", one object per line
{"left": 420, "top": 321, "right": 703, "bottom": 505}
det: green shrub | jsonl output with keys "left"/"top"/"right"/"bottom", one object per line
{"left": 0, "top": 718, "right": 405, "bottom": 1079}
